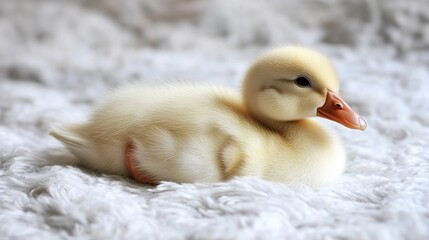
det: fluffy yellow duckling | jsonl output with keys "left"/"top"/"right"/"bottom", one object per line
{"left": 51, "top": 46, "right": 366, "bottom": 189}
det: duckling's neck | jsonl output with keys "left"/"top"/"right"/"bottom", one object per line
{"left": 250, "top": 112, "right": 290, "bottom": 134}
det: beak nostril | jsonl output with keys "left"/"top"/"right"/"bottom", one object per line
{"left": 334, "top": 103, "right": 343, "bottom": 110}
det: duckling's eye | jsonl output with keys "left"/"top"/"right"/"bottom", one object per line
{"left": 294, "top": 76, "right": 311, "bottom": 88}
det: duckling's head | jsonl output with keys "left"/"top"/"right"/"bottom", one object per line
{"left": 243, "top": 46, "right": 366, "bottom": 130}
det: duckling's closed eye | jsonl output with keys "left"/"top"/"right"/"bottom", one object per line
{"left": 294, "top": 76, "right": 312, "bottom": 88}
{"left": 263, "top": 84, "right": 281, "bottom": 93}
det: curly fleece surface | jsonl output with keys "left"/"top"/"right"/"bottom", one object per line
{"left": 1, "top": 0, "right": 429, "bottom": 239}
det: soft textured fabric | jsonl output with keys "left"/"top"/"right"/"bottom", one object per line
{"left": 1, "top": 0, "right": 428, "bottom": 239}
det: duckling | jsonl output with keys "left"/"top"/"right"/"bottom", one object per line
{"left": 50, "top": 46, "right": 366, "bottom": 189}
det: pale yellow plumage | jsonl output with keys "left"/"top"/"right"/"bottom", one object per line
{"left": 51, "top": 46, "right": 362, "bottom": 189}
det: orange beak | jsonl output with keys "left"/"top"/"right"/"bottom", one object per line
{"left": 317, "top": 90, "right": 367, "bottom": 130}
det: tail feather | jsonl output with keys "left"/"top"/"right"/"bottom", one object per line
{"left": 49, "top": 124, "right": 98, "bottom": 166}
{"left": 50, "top": 123, "right": 127, "bottom": 175}
{"left": 50, "top": 124, "right": 88, "bottom": 148}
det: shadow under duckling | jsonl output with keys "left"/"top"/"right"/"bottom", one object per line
{"left": 50, "top": 46, "right": 366, "bottom": 189}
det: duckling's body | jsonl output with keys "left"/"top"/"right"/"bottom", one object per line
{"left": 51, "top": 46, "right": 365, "bottom": 189}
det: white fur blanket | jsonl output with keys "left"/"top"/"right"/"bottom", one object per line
{"left": 1, "top": 0, "right": 429, "bottom": 239}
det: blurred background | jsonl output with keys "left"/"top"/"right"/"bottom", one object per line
{"left": 1, "top": 0, "right": 428, "bottom": 83}
{"left": 0, "top": 0, "right": 428, "bottom": 136}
